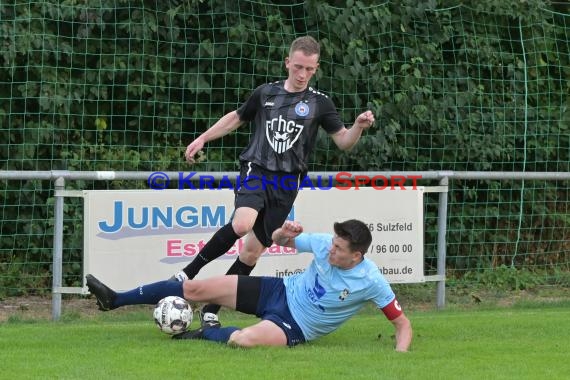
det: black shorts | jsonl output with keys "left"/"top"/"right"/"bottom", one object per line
{"left": 235, "top": 275, "right": 306, "bottom": 347}
{"left": 233, "top": 161, "right": 303, "bottom": 247}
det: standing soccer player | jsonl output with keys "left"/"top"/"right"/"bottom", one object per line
{"left": 176, "top": 36, "right": 375, "bottom": 325}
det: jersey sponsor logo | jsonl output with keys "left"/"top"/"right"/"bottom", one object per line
{"left": 313, "top": 275, "right": 326, "bottom": 299}
{"left": 265, "top": 115, "right": 304, "bottom": 154}
{"left": 294, "top": 101, "right": 310, "bottom": 116}
{"left": 305, "top": 274, "right": 326, "bottom": 312}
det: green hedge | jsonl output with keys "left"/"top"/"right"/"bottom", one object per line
{"left": 1, "top": 0, "right": 568, "bottom": 292}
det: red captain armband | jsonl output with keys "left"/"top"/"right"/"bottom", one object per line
{"left": 381, "top": 298, "right": 403, "bottom": 321}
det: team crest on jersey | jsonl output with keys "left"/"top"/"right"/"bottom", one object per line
{"left": 265, "top": 115, "right": 304, "bottom": 154}
{"left": 295, "top": 101, "right": 310, "bottom": 117}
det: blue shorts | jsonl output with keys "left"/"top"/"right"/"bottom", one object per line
{"left": 256, "top": 277, "right": 306, "bottom": 347}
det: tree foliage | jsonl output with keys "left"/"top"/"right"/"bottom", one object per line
{"left": 0, "top": 0, "right": 568, "bottom": 291}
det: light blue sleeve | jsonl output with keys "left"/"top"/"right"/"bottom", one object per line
{"left": 363, "top": 262, "right": 397, "bottom": 309}
{"left": 294, "top": 233, "right": 332, "bottom": 259}
{"left": 294, "top": 233, "right": 312, "bottom": 253}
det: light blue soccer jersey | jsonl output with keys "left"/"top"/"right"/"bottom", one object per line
{"left": 283, "top": 233, "right": 397, "bottom": 341}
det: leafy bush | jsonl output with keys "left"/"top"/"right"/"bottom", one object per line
{"left": 0, "top": 1, "right": 568, "bottom": 291}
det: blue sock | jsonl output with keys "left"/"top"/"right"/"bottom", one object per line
{"left": 203, "top": 327, "right": 240, "bottom": 343}
{"left": 114, "top": 280, "right": 185, "bottom": 307}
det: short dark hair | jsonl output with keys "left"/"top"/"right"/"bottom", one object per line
{"left": 333, "top": 219, "right": 372, "bottom": 255}
{"left": 289, "top": 36, "right": 320, "bottom": 58}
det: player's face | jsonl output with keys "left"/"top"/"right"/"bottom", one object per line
{"left": 328, "top": 236, "right": 362, "bottom": 269}
{"left": 285, "top": 51, "right": 319, "bottom": 92}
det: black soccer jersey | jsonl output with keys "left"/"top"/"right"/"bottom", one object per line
{"left": 236, "top": 80, "right": 344, "bottom": 173}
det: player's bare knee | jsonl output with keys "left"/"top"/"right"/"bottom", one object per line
{"left": 227, "top": 329, "right": 254, "bottom": 348}
{"left": 182, "top": 280, "right": 204, "bottom": 300}
{"left": 231, "top": 220, "right": 253, "bottom": 237}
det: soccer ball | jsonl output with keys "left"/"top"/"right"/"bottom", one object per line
{"left": 153, "top": 296, "right": 193, "bottom": 335}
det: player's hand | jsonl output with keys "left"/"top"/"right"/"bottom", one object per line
{"left": 281, "top": 220, "right": 303, "bottom": 238}
{"left": 185, "top": 139, "right": 205, "bottom": 164}
{"left": 355, "top": 110, "right": 375, "bottom": 130}
{"left": 272, "top": 220, "right": 303, "bottom": 246}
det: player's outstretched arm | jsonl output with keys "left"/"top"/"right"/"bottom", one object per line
{"left": 331, "top": 110, "right": 375, "bottom": 151}
{"left": 185, "top": 110, "right": 243, "bottom": 163}
{"left": 391, "top": 313, "right": 413, "bottom": 352}
{"left": 272, "top": 220, "right": 303, "bottom": 248}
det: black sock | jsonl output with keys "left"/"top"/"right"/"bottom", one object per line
{"left": 201, "top": 258, "right": 256, "bottom": 315}
{"left": 182, "top": 223, "right": 240, "bottom": 279}
{"left": 226, "top": 257, "right": 256, "bottom": 276}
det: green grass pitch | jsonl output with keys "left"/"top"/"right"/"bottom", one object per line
{"left": 1, "top": 303, "right": 569, "bottom": 380}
